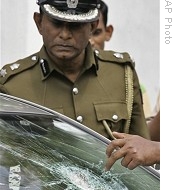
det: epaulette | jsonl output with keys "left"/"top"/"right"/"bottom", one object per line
{"left": 94, "top": 49, "right": 135, "bottom": 69}
{"left": 0, "top": 54, "right": 39, "bottom": 85}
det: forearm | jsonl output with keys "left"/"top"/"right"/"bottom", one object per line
{"left": 147, "top": 111, "right": 160, "bottom": 141}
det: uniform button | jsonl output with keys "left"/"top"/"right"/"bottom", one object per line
{"left": 112, "top": 114, "right": 118, "bottom": 121}
{"left": 31, "top": 55, "right": 37, "bottom": 61}
{"left": 95, "top": 49, "right": 99, "bottom": 56}
{"left": 40, "top": 59, "right": 44, "bottom": 63}
{"left": 77, "top": 116, "right": 83, "bottom": 123}
{"left": 73, "top": 87, "right": 79, "bottom": 95}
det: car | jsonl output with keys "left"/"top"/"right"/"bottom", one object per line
{"left": 0, "top": 93, "right": 160, "bottom": 190}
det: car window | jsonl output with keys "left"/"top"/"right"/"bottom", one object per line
{"left": 0, "top": 113, "right": 160, "bottom": 190}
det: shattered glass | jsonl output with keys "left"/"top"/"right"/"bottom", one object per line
{"left": 0, "top": 95, "right": 160, "bottom": 190}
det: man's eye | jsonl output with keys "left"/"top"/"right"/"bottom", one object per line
{"left": 92, "top": 29, "right": 102, "bottom": 36}
{"left": 51, "top": 19, "right": 85, "bottom": 29}
{"left": 69, "top": 23, "right": 86, "bottom": 29}
{"left": 51, "top": 19, "right": 63, "bottom": 26}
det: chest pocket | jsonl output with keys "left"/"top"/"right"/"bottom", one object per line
{"left": 94, "top": 101, "right": 129, "bottom": 138}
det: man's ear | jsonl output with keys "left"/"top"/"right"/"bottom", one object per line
{"left": 105, "top": 25, "right": 114, "bottom": 41}
{"left": 33, "top": 12, "right": 43, "bottom": 35}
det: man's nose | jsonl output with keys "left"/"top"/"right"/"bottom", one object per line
{"left": 59, "top": 25, "right": 72, "bottom": 39}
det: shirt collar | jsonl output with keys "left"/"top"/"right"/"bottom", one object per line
{"left": 38, "top": 43, "right": 98, "bottom": 80}
{"left": 79, "top": 43, "right": 98, "bottom": 76}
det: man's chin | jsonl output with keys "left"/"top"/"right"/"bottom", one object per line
{"left": 54, "top": 52, "right": 74, "bottom": 61}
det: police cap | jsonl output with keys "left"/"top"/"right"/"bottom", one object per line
{"left": 37, "top": 0, "right": 100, "bottom": 22}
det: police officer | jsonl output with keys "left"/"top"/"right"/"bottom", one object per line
{"left": 0, "top": 0, "right": 150, "bottom": 139}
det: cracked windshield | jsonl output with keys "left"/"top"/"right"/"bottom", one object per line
{"left": 0, "top": 97, "right": 159, "bottom": 189}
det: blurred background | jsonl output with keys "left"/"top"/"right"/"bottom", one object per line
{"left": 0, "top": 0, "right": 160, "bottom": 110}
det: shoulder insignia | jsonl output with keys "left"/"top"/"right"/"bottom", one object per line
{"left": 0, "top": 69, "right": 7, "bottom": 78}
{"left": 94, "top": 49, "right": 135, "bottom": 69}
{"left": 0, "top": 54, "right": 39, "bottom": 85}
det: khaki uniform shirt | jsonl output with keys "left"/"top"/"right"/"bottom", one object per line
{"left": 0, "top": 44, "right": 150, "bottom": 139}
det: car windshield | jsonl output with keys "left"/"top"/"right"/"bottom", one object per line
{"left": 0, "top": 95, "right": 160, "bottom": 190}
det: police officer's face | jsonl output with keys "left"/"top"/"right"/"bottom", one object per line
{"left": 89, "top": 13, "right": 113, "bottom": 50}
{"left": 34, "top": 12, "right": 97, "bottom": 61}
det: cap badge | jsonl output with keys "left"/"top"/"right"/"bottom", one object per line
{"left": 67, "top": 0, "right": 78, "bottom": 8}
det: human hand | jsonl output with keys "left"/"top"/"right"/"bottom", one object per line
{"left": 105, "top": 132, "right": 160, "bottom": 170}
